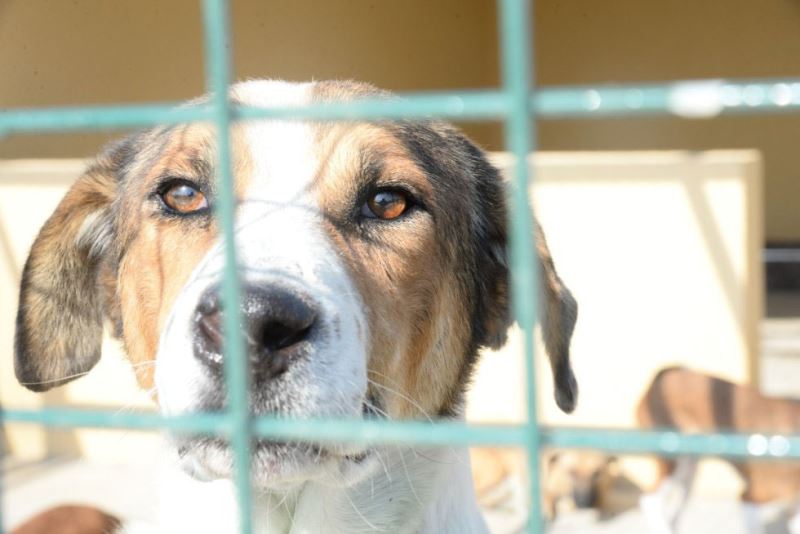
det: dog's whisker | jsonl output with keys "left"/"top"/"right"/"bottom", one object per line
{"left": 369, "top": 446, "right": 394, "bottom": 486}
{"left": 129, "top": 360, "right": 157, "bottom": 367}
{"left": 353, "top": 377, "right": 460, "bottom": 477}
{"left": 28, "top": 359, "right": 149, "bottom": 389}
{"left": 267, "top": 492, "right": 290, "bottom": 530}
{"left": 364, "top": 374, "right": 463, "bottom": 464}
{"left": 412, "top": 448, "right": 463, "bottom": 466}
{"left": 397, "top": 446, "right": 425, "bottom": 510}
{"left": 102, "top": 385, "right": 162, "bottom": 450}
{"left": 341, "top": 483, "right": 385, "bottom": 532}
{"left": 366, "top": 378, "right": 433, "bottom": 423}
{"left": 19, "top": 369, "right": 97, "bottom": 386}
{"left": 324, "top": 380, "right": 395, "bottom": 489}
{"left": 365, "top": 368, "right": 417, "bottom": 395}
{"left": 282, "top": 489, "right": 299, "bottom": 533}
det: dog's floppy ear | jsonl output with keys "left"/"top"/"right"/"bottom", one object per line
{"left": 467, "top": 142, "right": 578, "bottom": 413}
{"left": 534, "top": 218, "right": 579, "bottom": 413}
{"left": 14, "top": 141, "right": 129, "bottom": 392}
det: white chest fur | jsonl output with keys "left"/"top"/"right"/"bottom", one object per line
{"left": 124, "top": 446, "right": 487, "bottom": 534}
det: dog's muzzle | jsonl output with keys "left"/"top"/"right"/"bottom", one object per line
{"left": 192, "top": 283, "right": 320, "bottom": 383}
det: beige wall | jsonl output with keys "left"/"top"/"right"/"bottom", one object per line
{"left": 0, "top": 0, "right": 500, "bottom": 159}
{"left": 535, "top": 0, "right": 800, "bottom": 242}
{"left": 0, "top": 1, "right": 797, "bottom": 240}
{"left": 0, "top": 1, "right": 796, "bottom": 239}
{"left": 471, "top": 150, "right": 763, "bottom": 495}
{"left": 472, "top": 151, "right": 763, "bottom": 429}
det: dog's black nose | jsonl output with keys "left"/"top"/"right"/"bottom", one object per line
{"left": 194, "top": 284, "right": 318, "bottom": 380}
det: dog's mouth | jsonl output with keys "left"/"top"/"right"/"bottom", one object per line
{"left": 175, "top": 436, "right": 375, "bottom": 489}
{"left": 175, "top": 398, "right": 383, "bottom": 488}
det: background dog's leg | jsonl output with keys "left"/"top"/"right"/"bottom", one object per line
{"left": 740, "top": 477, "right": 768, "bottom": 534}
{"left": 740, "top": 502, "right": 764, "bottom": 534}
{"left": 666, "top": 457, "right": 697, "bottom": 532}
{"left": 639, "top": 457, "right": 697, "bottom": 534}
{"left": 640, "top": 492, "right": 674, "bottom": 534}
{"left": 639, "top": 458, "right": 674, "bottom": 534}
{"left": 786, "top": 505, "right": 800, "bottom": 534}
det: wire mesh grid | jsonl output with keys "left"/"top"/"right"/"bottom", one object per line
{"left": 2, "top": 1, "right": 800, "bottom": 533}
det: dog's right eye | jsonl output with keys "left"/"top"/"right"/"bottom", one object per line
{"left": 361, "top": 189, "right": 411, "bottom": 221}
{"left": 157, "top": 180, "right": 209, "bottom": 215}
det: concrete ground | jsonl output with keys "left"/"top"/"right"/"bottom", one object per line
{"left": 5, "top": 458, "right": 799, "bottom": 533}
{"left": 5, "top": 292, "right": 800, "bottom": 533}
{"left": 3, "top": 455, "right": 159, "bottom": 530}
{"left": 549, "top": 501, "right": 798, "bottom": 534}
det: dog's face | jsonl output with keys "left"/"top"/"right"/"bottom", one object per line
{"left": 544, "top": 451, "right": 615, "bottom": 514}
{"left": 15, "top": 80, "right": 577, "bottom": 489}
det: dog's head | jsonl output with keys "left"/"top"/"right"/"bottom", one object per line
{"left": 544, "top": 451, "right": 614, "bottom": 515}
{"left": 15, "top": 80, "right": 577, "bottom": 488}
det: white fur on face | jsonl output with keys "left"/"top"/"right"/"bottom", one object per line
{"left": 154, "top": 80, "right": 370, "bottom": 484}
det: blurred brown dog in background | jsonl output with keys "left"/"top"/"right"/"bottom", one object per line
{"left": 471, "top": 447, "right": 641, "bottom": 523}
{"left": 638, "top": 366, "right": 800, "bottom": 534}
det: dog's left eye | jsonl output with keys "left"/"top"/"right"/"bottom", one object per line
{"left": 361, "top": 189, "right": 410, "bottom": 220}
{"left": 158, "top": 181, "right": 209, "bottom": 215}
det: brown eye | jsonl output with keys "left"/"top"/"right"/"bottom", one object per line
{"left": 362, "top": 190, "right": 409, "bottom": 220}
{"left": 160, "top": 182, "right": 209, "bottom": 214}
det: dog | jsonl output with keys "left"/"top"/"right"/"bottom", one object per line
{"left": 471, "top": 447, "right": 639, "bottom": 526}
{"left": 637, "top": 366, "right": 800, "bottom": 534}
{"left": 14, "top": 79, "right": 578, "bottom": 533}
{"left": 10, "top": 505, "right": 120, "bottom": 534}
{"left": 542, "top": 451, "right": 640, "bottom": 520}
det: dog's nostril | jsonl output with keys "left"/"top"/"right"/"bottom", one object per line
{"left": 258, "top": 320, "right": 314, "bottom": 353}
{"left": 198, "top": 311, "right": 224, "bottom": 353}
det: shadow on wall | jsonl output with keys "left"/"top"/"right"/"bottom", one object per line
{"left": 541, "top": 153, "right": 753, "bottom": 338}
{"left": 681, "top": 166, "right": 742, "bottom": 319}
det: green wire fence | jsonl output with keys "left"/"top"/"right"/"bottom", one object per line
{"left": 2, "top": 1, "right": 799, "bottom": 533}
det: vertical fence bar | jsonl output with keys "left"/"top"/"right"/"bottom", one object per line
{"left": 498, "top": 0, "right": 542, "bottom": 532}
{"left": 200, "top": 2, "right": 253, "bottom": 534}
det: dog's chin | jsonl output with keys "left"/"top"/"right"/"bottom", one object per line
{"left": 175, "top": 438, "right": 378, "bottom": 490}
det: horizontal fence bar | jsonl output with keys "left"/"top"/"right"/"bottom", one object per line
{"left": 4, "top": 79, "right": 800, "bottom": 135}
{"left": 1, "top": 409, "right": 229, "bottom": 434}
{"left": 237, "top": 90, "right": 510, "bottom": 121}
{"left": 534, "top": 79, "right": 800, "bottom": 118}
{"left": 0, "top": 91, "right": 509, "bottom": 135}
{"left": 1, "top": 408, "right": 527, "bottom": 446}
{"left": 254, "top": 418, "right": 530, "bottom": 447}
{"left": 0, "top": 103, "right": 214, "bottom": 134}
{"left": 541, "top": 428, "right": 800, "bottom": 460}
{"left": 6, "top": 408, "right": 800, "bottom": 459}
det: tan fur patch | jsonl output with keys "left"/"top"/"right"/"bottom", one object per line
{"left": 115, "top": 124, "right": 252, "bottom": 390}
{"left": 312, "top": 121, "right": 469, "bottom": 418}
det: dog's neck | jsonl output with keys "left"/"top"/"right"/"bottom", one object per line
{"left": 135, "top": 445, "right": 487, "bottom": 534}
